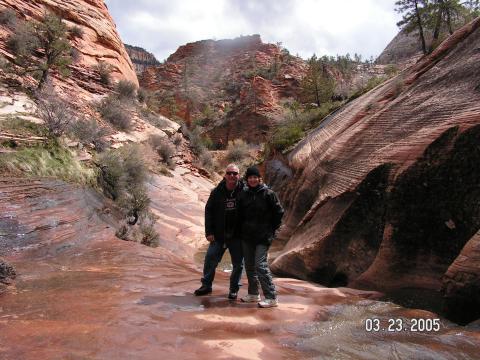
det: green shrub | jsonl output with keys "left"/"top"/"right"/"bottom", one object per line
{"left": 6, "top": 21, "right": 37, "bottom": 56}
{"left": 97, "top": 144, "right": 148, "bottom": 201}
{"left": 118, "top": 185, "right": 150, "bottom": 224}
{"left": 139, "top": 213, "right": 159, "bottom": 247}
{"left": 8, "top": 13, "right": 72, "bottom": 89}
{"left": 385, "top": 64, "right": 398, "bottom": 78}
{"left": 185, "top": 126, "right": 206, "bottom": 155}
{"left": 172, "top": 133, "right": 183, "bottom": 146}
{"left": 137, "top": 87, "right": 149, "bottom": 103}
{"left": 226, "top": 139, "right": 250, "bottom": 163}
{"left": 95, "top": 61, "right": 112, "bottom": 85}
{"left": 115, "top": 212, "right": 159, "bottom": 248}
{"left": 98, "top": 96, "right": 132, "bottom": 131}
{"left": 69, "top": 25, "right": 84, "bottom": 39}
{"left": 69, "top": 117, "right": 109, "bottom": 151}
{"left": 97, "top": 149, "right": 124, "bottom": 200}
{"left": 149, "top": 134, "right": 175, "bottom": 168}
{"left": 198, "top": 151, "right": 214, "bottom": 169}
{"left": 115, "top": 79, "right": 137, "bottom": 100}
{"left": 202, "top": 135, "right": 214, "bottom": 150}
{"left": 0, "top": 8, "right": 17, "bottom": 28}
{"left": 270, "top": 123, "right": 304, "bottom": 151}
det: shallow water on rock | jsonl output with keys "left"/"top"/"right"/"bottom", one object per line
{"left": 1, "top": 178, "right": 480, "bottom": 359}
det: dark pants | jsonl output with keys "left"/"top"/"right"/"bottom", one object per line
{"left": 242, "top": 241, "right": 276, "bottom": 299}
{"left": 201, "top": 239, "right": 243, "bottom": 292}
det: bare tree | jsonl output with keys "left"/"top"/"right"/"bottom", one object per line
{"left": 36, "top": 84, "right": 74, "bottom": 138}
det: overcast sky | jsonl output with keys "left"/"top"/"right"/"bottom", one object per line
{"left": 104, "top": 0, "right": 402, "bottom": 62}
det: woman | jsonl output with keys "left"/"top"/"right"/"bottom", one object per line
{"left": 237, "top": 166, "right": 284, "bottom": 308}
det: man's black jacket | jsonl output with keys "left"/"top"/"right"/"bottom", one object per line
{"left": 237, "top": 183, "right": 284, "bottom": 245}
{"left": 204, "top": 179, "right": 244, "bottom": 244}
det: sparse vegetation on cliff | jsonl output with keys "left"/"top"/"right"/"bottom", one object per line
{"left": 149, "top": 134, "right": 175, "bottom": 168}
{"left": 69, "top": 117, "right": 109, "bottom": 152}
{"left": 97, "top": 96, "right": 132, "bottom": 131}
{"left": 36, "top": 85, "right": 74, "bottom": 138}
{"left": 267, "top": 101, "right": 343, "bottom": 153}
{"left": 301, "top": 55, "right": 336, "bottom": 107}
{"left": 95, "top": 61, "right": 112, "bottom": 85}
{"left": 7, "top": 12, "right": 72, "bottom": 89}
{"left": 115, "top": 79, "right": 137, "bottom": 100}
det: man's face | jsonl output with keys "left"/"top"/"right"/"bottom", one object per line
{"left": 224, "top": 166, "right": 239, "bottom": 186}
{"left": 247, "top": 175, "right": 260, "bottom": 188}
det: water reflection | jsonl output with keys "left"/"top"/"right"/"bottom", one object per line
{"left": 286, "top": 300, "right": 480, "bottom": 359}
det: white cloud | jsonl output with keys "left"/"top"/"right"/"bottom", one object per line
{"left": 104, "top": 0, "right": 402, "bottom": 61}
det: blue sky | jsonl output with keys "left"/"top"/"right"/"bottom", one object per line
{"left": 104, "top": 0, "right": 401, "bottom": 61}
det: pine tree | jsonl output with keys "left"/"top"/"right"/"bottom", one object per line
{"left": 301, "top": 55, "right": 335, "bottom": 107}
{"left": 8, "top": 12, "right": 72, "bottom": 89}
{"left": 395, "top": 0, "right": 428, "bottom": 54}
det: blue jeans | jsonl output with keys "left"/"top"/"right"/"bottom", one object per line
{"left": 201, "top": 239, "right": 243, "bottom": 292}
{"left": 242, "top": 241, "right": 276, "bottom": 299}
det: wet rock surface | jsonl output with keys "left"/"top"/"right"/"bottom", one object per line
{"left": 1, "top": 177, "right": 480, "bottom": 359}
{"left": 267, "top": 18, "right": 480, "bottom": 323}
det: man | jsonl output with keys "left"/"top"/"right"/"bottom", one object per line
{"left": 194, "top": 163, "right": 244, "bottom": 299}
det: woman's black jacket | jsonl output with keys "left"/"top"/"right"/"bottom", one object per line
{"left": 237, "top": 184, "right": 284, "bottom": 245}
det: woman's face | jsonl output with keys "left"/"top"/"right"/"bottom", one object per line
{"left": 247, "top": 175, "right": 260, "bottom": 188}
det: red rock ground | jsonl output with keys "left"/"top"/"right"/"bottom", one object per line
{"left": 1, "top": 177, "right": 480, "bottom": 359}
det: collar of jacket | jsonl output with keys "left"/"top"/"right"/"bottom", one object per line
{"left": 247, "top": 183, "right": 268, "bottom": 193}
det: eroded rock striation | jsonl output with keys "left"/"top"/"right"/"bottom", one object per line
{"left": 0, "top": 0, "right": 137, "bottom": 86}
{"left": 267, "top": 18, "right": 480, "bottom": 324}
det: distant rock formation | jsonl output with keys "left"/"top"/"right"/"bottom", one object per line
{"left": 376, "top": 28, "right": 425, "bottom": 65}
{"left": 125, "top": 44, "right": 160, "bottom": 74}
{"left": 267, "top": 18, "right": 480, "bottom": 324}
{"left": 139, "top": 34, "right": 308, "bottom": 145}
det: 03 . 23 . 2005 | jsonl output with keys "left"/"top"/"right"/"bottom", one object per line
{"left": 365, "top": 318, "right": 441, "bottom": 332}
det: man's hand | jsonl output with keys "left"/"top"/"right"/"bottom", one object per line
{"left": 206, "top": 235, "right": 214, "bottom": 242}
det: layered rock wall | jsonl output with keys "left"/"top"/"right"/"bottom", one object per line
{"left": 125, "top": 44, "right": 159, "bottom": 74}
{"left": 267, "top": 18, "right": 480, "bottom": 323}
{"left": 0, "top": 0, "right": 138, "bottom": 88}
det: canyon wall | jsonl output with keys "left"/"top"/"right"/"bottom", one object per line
{"left": 267, "top": 17, "right": 480, "bottom": 324}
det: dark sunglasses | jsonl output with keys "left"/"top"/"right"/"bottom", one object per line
{"left": 226, "top": 171, "right": 239, "bottom": 176}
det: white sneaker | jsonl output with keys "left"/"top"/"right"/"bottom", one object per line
{"left": 241, "top": 294, "right": 261, "bottom": 303}
{"left": 258, "top": 298, "right": 278, "bottom": 308}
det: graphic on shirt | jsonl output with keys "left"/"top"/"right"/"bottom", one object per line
{"left": 225, "top": 197, "right": 236, "bottom": 211}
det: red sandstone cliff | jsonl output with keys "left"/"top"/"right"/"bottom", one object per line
{"left": 0, "top": 0, "right": 138, "bottom": 99}
{"left": 267, "top": 17, "right": 480, "bottom": 324}
{"left": 125, "top": 44, "right": 159, "bottom": 74}
{"left": 0, "top": 0, "right": 136, "bottom": 84}
{"left": 139, "top": 35, "right": 308, "bottom": 145}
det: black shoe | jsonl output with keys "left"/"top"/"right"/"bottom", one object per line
{"left": 228, "top": 291, "right": 238, "bottom": 300}
{"left": 194, "top": 286, "right": 212, "bottom": 296}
